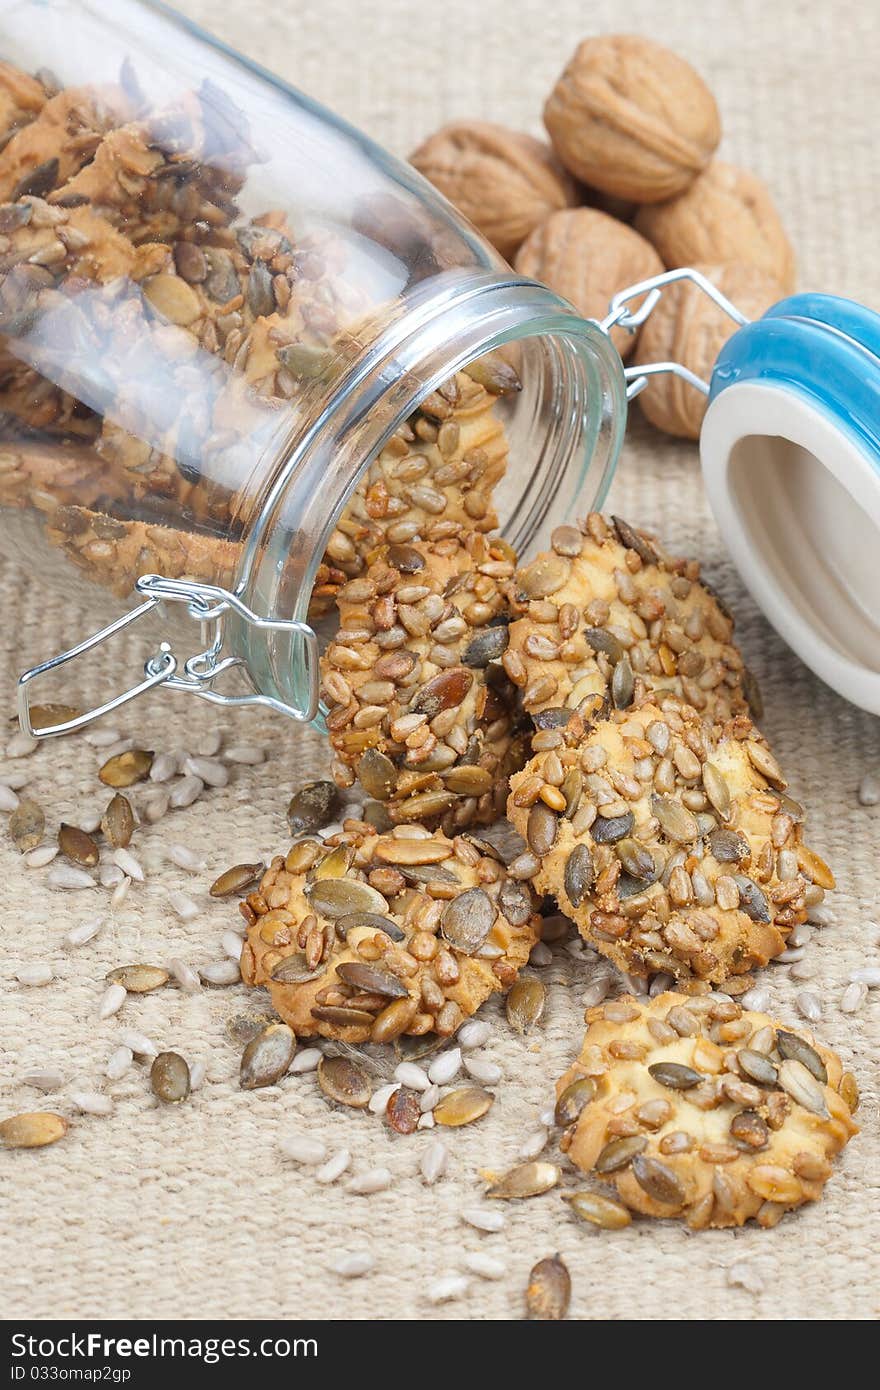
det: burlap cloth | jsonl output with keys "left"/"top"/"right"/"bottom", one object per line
{"left": 1, "top": 0, "right": 878, "bottom": 1322}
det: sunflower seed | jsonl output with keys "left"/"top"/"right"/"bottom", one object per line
{"left": 737, "top": 1049, "right": 778, "bottom": 1086}
{"left": 368, "top": 1082, "right": 401, "bottom": 1114}
{"left": 463, "top": 1057, "right": 502, "bottom": 1085}
{"left": 740, "top": 986, "right": 771, "bottom": 1012}
{"left": 434, "top": 1087, "right": 494, "bottom": 1127}
{"left": 850, "top": 966, "right": 880, "bottom": 987}
{"left": 318, "top": 1055, "right": 371, "bottom": 1108}
{"left": 109, "top": 848, "right": 143, "bottom": 883}
{"left": 796, "top": 990, "right": 822, "bottom": 1023}
{"left": 417, "top": 1085, "right": 438, "bottom": 1113}
{"left": 464, "top": 1251, "right": 505, "bottom": 1280}
{"left": 462, "top": 1207, "right": 507, "bottom": 1234}
{"left": 85, "top": 728, "right": 122, "bottom": 748}
{"left": 167, "top": 958, "right": 201, "bottom": 993}
{"left": 167, "top": 844, "right": 206, "bottom": 872}
{"left": 151, "top": 1052, "right": 190, "bottom": 1104}
{"left": 858, "top": 773, "right": 879, "bottom": 806}
{"left": 10, "top": 799, "right": 44, "bottom": 853}
{"left": 169, "top": 776, "right": 204, "bottom": 809}
{"left": 220, "top": 931, "right": 243, "bottom": 962}
{"left": 778, "top": 1058, "right": 828, "bottom": 1116}
{"left": 347, "top": 1168, "right": 393, "bottom": 1194}
{"left": 651, "top": 795, "right": 699, "bottom": 842}
{"left": 332, "top": 1252, "right": 374, "bottom": 1278}
{"left": 1, "top": 1113, "right": 68, "bottom": 1148}
{"left": 23, "top": 845, "right": 57, "bottom": 869}
{"left": 281, "top": 1134, "right": 328, "bottom": 1165}
{"left": 316, "top": 1148, "right": 352, "bottom": 1184}
{"left": 15, "top": 962, "right": 54, "bottom": 986}
{"left": 118, "top": 1028, "right": 158, "bottom": 1060}
{"left": 728, "top": 1262, "right": 765, "bottom": 1294}
{"left": 168, "top": 892, "right": 200, "bottom": 922}
{"left": 105, "top": 1045, "right": 134, "bottom": 1081}
{"left": 581, "top": 975, "right": 612, "bottom": 1008}
{"left": 70, "top": 1091, "right": 112, "bottom": 1116}
{"left": 776, "top": 1030, "right": 827, "bottom": 1082}
{"left": 241, "top": 1024, "right": 296, "bottom": 1089}
{"left": 419, "top": 1137, "right": 449, "bottom": 1185}
{"left": 99, "top": 864, "right": 123, "bottom": 889}
{"left": 428, "top": 1048, "right": 462, "bottom": 1086}
{"left": 6, "top": 731, "right": 38, "bottom": 758}
{"left": 428, "top": 1274, "right": 470, "bottom": 1304}
{"left": 47, "top": 861, "right": 96, "bottom": 892}
{"left": 529, "top": 941, "right": 553, "bottom": 967}
{"left": 417, "top": 1113, "right": 435, "bottom": 1129}
{"left": 840, "top": 982, "right": 867, "bottom": 1014}
{"left": 199, "top": 959, "right": 241, "bottom": 986}
{"left": 106, "top": 964, "right": 168, "bottom": 994}
{"left": 393, "top": 1062, "right": 431, "bottom": 1091}
{"left": 457, "top": 1020, "right": 492, "bottom": 1050}
{"left": 487, "top": 1161, "right": 559, "bottom": 1199}
{"left": 183, "top": 756, "right": 228, "bottom": 788}
{"left": 97, "top": 983, "right": 126, "bottom": 1019}
{"left": 0, "top": 783, "right": 19, "bottom": 811}
{"left": 526, "top": 1254, "right": 570, "bottom": 1320}
{"left": 147, "top": 752, "right": 177, "bottom": 784}
{"left": 289, "top": 1047, "right": 322, "bottom": 1075}
{"left": 564, "top": 1190, "right": 632, "bottom": 1229}
{"left": 224, "top": 744, "right": 265, "bottom": 765}
{"left": 518, "top": 1128, "right": 549, "bottom": 1160}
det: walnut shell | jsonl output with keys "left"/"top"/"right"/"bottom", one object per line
{"left": 635, "top": 161, "right": 796, "bottom": 292}
{"left": 514, "top": 207, "right": 663, "bottom": 358}
{"left": 409, "top": 121, "right": 578, "bottom": 260}
{"left": 544, "top": 35, "right": 720, "bottom": 203}
{"left": 634, "top": 262, "right": 783, "bottom": 438}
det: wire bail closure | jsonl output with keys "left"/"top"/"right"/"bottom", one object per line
{"left": 598, "top": 266, "right": 751, "bottom": 400}
{"left": 17, "top": 574, "right": 320, "bottom": 738}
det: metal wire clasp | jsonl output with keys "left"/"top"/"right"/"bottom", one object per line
{"left": 598, "top": 267, "right": 751, "bottom": 400}
{"left": 17, "top": 574, "right": 320, "bottom": 738}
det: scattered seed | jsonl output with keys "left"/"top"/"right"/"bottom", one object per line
{"left": 287, "top": 780, "right": 340, "bottom": 835}
{"left": 858, "top": 773, "right": 879, "bottom": 806}
{"left": 728, "top": 1262, "right": 765, "bottom": 1294}
{"left": 167, "top": 844, "right": 207, "bottom": 873}
{"left": 393, "top": 1062, "right": 431, "bottom": 1092}
{"left": 84, "top": 728, "right": 122, "bottom": 748}
{"left": 168, "top": 958, "right": 202, "bottom": 993}
{"left": 98, "top": 983, "right": 126, "bottom": 1019}
{"left": 462, "top": 1207, "right": 506, "bottom": 1233}
{"left": 106, "top": 1045, "right": 133, "bottom": 1081}
{"left": 428, "top": 1048, "right": 462, "bottom": 1086}
{"left": 106, "top": 964, "right": 168, "bottom": 994}
{"left": 428, "top": 1274, "right": 470, "bottom": 1304}
{"left": 434, "top": 1087, "right": 494, "bottom": 1127}
{"left": 347, "top": 1168, "right": 393, "bottom": 1194}
{"left": 6, "top": 731, "right": 38, "bottom": 758}
{"left": 850, "top": 966, "right": 880, "bottom": 987}
{"left": 20, "top": 1068, "right": 64, "bottom": 1092}
{"left": 420, "top": 1137, "right": 449, "bottom": 1184}
{"left": 222, "top": 931, "right": 244, "bottom": 961}
{"left": 796, "top": 990, "right": 822, "bottom": 1023}
{"left": 840, "top": 1072, "right": 859, "bottom": 1112}
{"left": 169, "top": 776, "right": 204, "bottom": 808}
{"left": 564, "top": 1191, "right": 632, "bottom": 1229}
{"left": 525, "top": 1254, "right": 570, "bottom": 1320}
{"left": 0, "top": 784, "right": 19, "bottom": 811}
{"left": 281, "top": 1134, "right": 328, "bottom": 1165}
{"left": 318, "top": 1055, "right": 371, "bottom": 1109}
{"left": 99, "top": 749, "right": 153, "bottom": 787}
{"left": 506, "top": 978, "right": 546, "bottom": 1034}
{"left": 99, "top": 864, "right": 124, "bottom": 888}
{"left": 387, "top": 1087, "right": 421, "bottom": 1134}
{"left": 463, "top": 1057, "right": 502, "bottom": 1085}
{"left": 740, "top": 986, "right": 771, "bottom": 1013}
{"left": 183, "top": 756, "right": 228, "bottom": 788}
{"left": 48, "top": 864, "right": 96, "bottom": 890}
{"left": 457, "top": 1020, "right": 492, "bottom": 1050}
{"left": 1, "top": 1112, "right": 68, "bottom": 1148}
{"left": 518, "top": 1127, "right": 549, "bottom": 1160}
{"left": 464, "top": 1251, "right": 505, "bottom": 1280}
{"left": 168, "top": 891, "right": 200, "bottom": 922}
{"left": 316, "top": 1148, "right": 352, "bottom": 1183}
{"left": 15, "top": 963, "right": 53, "bottom": 986}
{"left": 840, "top": 982, "right": 867, "bottom": 1014}
{"left": 487, "top": 1161, "right": 559, "bottom": 1199}
{"left": 419, "top": 1084, "right": 440, "bottom": 1112}
{"left": 24, "top": 845, "right": 58, "bottom": 869}
{"left": 369, "top": 1082, "right": 401, "bottom": 1114}
{"left": 198, "top": 959, "right": 241, "bottom": 986}
{"left": 70, "top": 1091, "right": 112, "bottom": 1116}
{"left": 101, "top": 794, "right": 135, "bottom": 849}
{"left": 9, "top": 799, "right": 45, "bottom": 853}
{"left": 331, "top": 1252, "right": 374, "bottom": 1278}
{"left": 118, "top": 1028, "right": 158, "bottom": 1059}
{"left": 241, "top": 1023, "right": 296, "bottom": 1089}
{"left": 224, "top": 745, "right": 265, "bottom": 765}
{"left": 151, "top": 1052, "right": 190, "bottom": 1104}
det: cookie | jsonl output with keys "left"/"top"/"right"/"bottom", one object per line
{"left": 310, "top": 366, "right": 513, "bottom": 619}
{"left": 239, "top": 826, "right": 540, "bottom": 1043}
{"left": 507, "top": 698, "right": 828, "bottom": 985}
{"left": 322, "top": 532, "right": 527, "bottom": 829}
{"left": 0, "top": 61, "right": 50, "bottom": 146}
{"left": 556, "top": 991, "right": 858, "bottom": 1228}
{"left": 504, "top": 512, "right": 757, "bottom": 725}
{"left": 0, "top": 85, "right": 131, "bottom": 202}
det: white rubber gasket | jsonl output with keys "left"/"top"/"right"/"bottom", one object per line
{"left": 700, "top": 379, "right": 880, "bottom": 715}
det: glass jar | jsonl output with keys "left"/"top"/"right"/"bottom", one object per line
{"left": 0, "top": 0, "right": 626, "bottom": 734}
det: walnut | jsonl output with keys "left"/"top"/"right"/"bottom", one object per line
{"left": 544, "top": 35, "right": 720, "bottom": 203}
{"left": 635, "top": 162, "right": 796, "bottom": 292}
{"left": 514, "top": 208, "right": 663, "bottom": 358}
{"left": 409, "top": 121, "right": 578, "bottom": 260}
{"left": 633, "top": 262, "right": 783, "bottom": 438}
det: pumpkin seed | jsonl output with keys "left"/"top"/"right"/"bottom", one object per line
{"left": 612, "top": 515, "right": 658, "bottom": 564}
{"left": 433, "top": 1087, "right": 494, "bottom": 1127}
{"left": 737, "top": 1049, "right": 778, "bottom": 1087}
{"left": 336, "top": 962, "right": 409, "bottom": 998}
{"left": 441, "top": 765, "right": 494, "bottom": 796}
{"left": 336, "top": 911, "right": 405, "bottom": 943}
{"left": 616, "top": 838, "right": 656, "bottom": 881}
{"left": 151, "top": 1052, "right": 190, "bottom": 1103}
{"left": 487, "top": 1161, "right": 560, "bottom": 1199}
{"left": 563, "top": 1190, "right": 631, "bottom": 1229}
{"left": 651, "top": 795, "right": 698, "bottom": 842}
{"left": 525, "top": 1254, "right": 571, "bottom": 1320}
{"left": 106, "top": 964, "right": 169, "bottom": 994}
{"left": 226, "top": 1012, "right": 276, "bottom": 1046}
{"left": 518, "top": 553, "right": 571, "bottom": 599}
{"left": 9, "top": 798, "right": 44, "bottom": 852}
{"left": 308, "top": 879, "right": 390, "bottom": 920}
{"left": 554, "top": 1076, "right": 596, "bottom": 1127}
{"left": 594, "top": 1135, "right": 647, "bottom": 1173}
{"left": 0, "top": 1112, "right": 68, "bottom": 1148}
{"left": 386, "top": 1086, "right": 420, "bottom": 1134}
{"left": 312, "top": 1006, "right": 377, "bottom": 1028}
{"left": 441, "top": 888, "right": 495, "bottom": 954}
{"left": 733, "top": 875, "right": 770, "bottom": 922}
{"left": 99, "top": 749, "right": 153, "bottom": 787}
{"left": 210, "top": 862, "right": 264, "bottom": 898}
{"left": 506, "top": 978, "right": 545, "bottom": 1034}
{"left": 270, "top": 954, "right": 324, "bottom": 984}
{"left": 100, "top": 793, "right": 134, "bottom": 849}
{"left": 648, "top": 1061, "right": 702, "bottom": 1090}
{"left": 591, "top": 810, "right": 634, "bottom": 844}
{"left": 356, "top": 749, "right": 398, "bottom": 801}
{"left": 708, "top": 827, "right": 749, "bottom": 862}
{"left": 412, "top": 667, "right": 473, "bottom": 717}
{"left": 240, "top": 1024, "right": 296, "bottom": 1089}
{"left": 526, "top": 802, "right": 558, "bottom": 856}
{"left": 287, "top": 780, "right": 340, "bottom": 835}
{"left": 58, "top": 823, "right": 99, "bottom": 866}
{"left": 462, "top": 625, "right": 509, "bottom": 667}
{"left": 702, "top": 763, "right": 731, "bottom": 820}
{"left": 840, "top": 1071, "right": 859, "bottom": 1113}
{"left": 309, "top": 845, "right": 352, "bottom": 882}
{"left": 611, "top": 655, "right": 634, "bottom": 709}
{"left": 583, "top": 627, "right": 622, "bottom": 661}
{"left": 24, "top": 703, "right": 81, "bottom": 731}
{"left": 631, "top": 1154, "right": 685, "bottom": 1205}
{"left": 776, "top": 1028, "right": 828, "bottom": 1082}
{"left": 564, "top": 843, "right": 594, "bottom": 906}
{"left": 317, "top": 1055, "right": 372, "bottom": 1108}
{"left": 399, "top": 862, "right": 461, "bottom": 886}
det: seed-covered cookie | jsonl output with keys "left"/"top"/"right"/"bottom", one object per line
{"left": 322, "top": 532, "right": 527, "bottom": 829}
{"left": 310, "top": 365, "right": 514, "bottom": 618}
{"left": 239, "top": 826, "right": 540, "bottom": 1043}
{"left": 0, "top": 84, "right": 132, "bottom": 203}
{"left": 504, "top": 512, "right": 757, "bottom": 725}
{"left": 507, "top": 698, "right": 829, "bottom": 985}
{"left": 556, "top": 991, "right": 858, "bottom": 1228}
